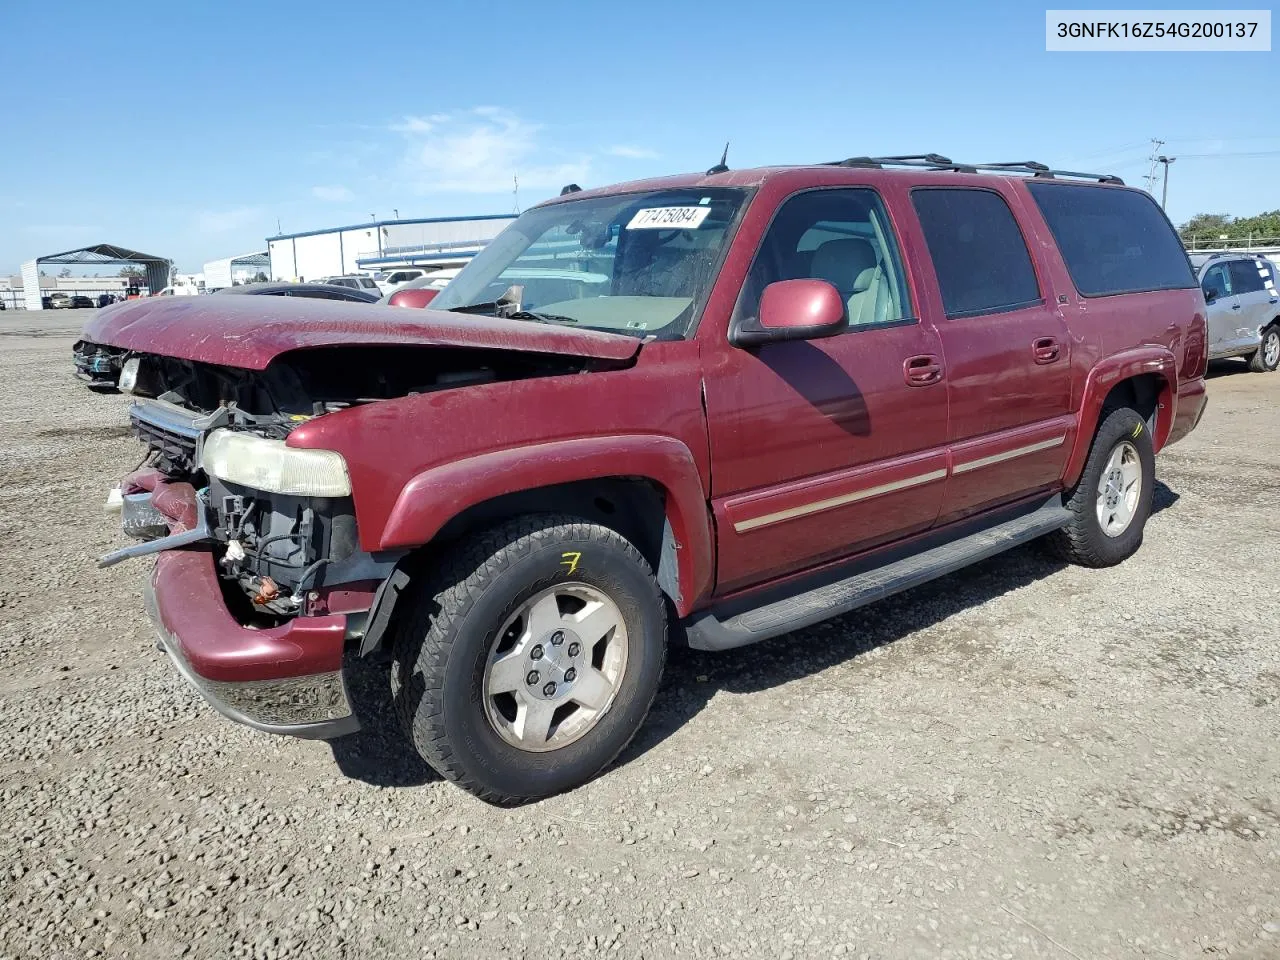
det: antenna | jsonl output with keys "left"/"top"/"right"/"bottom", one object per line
{"left": 706, "top": 142, "right": 730, "bottom": 175}
{"left": 513, "top": 173, "right": 520, "bottom": 214}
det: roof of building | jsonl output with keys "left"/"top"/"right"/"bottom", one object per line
{"left": 267, "top": 214, "right": 517, "bottom": 243}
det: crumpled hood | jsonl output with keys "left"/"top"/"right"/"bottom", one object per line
{"left": 81, "top": 296, "right": 641, "bottom": 370}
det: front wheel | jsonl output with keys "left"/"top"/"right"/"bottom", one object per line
{"left": 1248, "top": 325, "right": 1280, "bottom": 373}
{"left": 1047, "top": 406, "right": 1155, "bottom": 568}
{"left": 390, "top": 515, "right": 667, "bottom": 804}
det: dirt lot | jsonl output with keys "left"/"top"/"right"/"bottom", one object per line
{"left": 2, "top": 310, "right": 1278, "bottom": 960}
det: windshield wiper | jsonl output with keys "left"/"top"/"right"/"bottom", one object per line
{"left": 444, "top": 300, "right": 504, "bottom": 315}
{"left": 505, "top": 309, "right": 578, "bottom": 324}
{"left": 443, "top": 302, "right": 578, "bottom": 324}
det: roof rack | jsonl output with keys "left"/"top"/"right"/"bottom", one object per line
{"left": 822, "top": 155, "right": 1123, "bottom": 185}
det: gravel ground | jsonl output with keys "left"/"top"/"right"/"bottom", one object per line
{"left": 2, "top": 311, "right": 1278, "bottom": 960}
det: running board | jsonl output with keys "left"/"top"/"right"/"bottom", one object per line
{"left": 685, "top": 496, "right": 1071, "bottom": 651}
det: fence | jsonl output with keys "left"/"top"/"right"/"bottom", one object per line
{"left": 1184, "top": 236, "right": 1280, "bottom": 252}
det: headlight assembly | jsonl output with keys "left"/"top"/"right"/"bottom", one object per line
{"left": 200, "top": 429, "right": 351, "bottom": 497}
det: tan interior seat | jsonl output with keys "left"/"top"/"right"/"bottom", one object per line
{"left": 809, "top": 237, "right": 891, "bottom": 325}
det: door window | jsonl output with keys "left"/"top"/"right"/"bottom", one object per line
{"left": 736, "top": 188, "right": 911, "bottom": 328}
{"left": 1227, "top": 259, "right": 1267, "bottom": 296}
{"left": 911, "top": 188, "right": 1041, "bottom": 318}
{"left": 1202, "top": 264, "right": 1231, "bottom": 300}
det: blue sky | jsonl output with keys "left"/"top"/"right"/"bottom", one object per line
{"left": 3, "top": 0, "right": 1276, "bottom": 273}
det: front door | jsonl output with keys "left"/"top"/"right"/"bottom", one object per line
{"left": 1201, "top": 262, "right": 1240, "bottom": 357}
{"left": 907, "top": 186, "right": 1074, "bottom": 523}
{"left": 702, "top": 187, "right": 948, "bottom": 594}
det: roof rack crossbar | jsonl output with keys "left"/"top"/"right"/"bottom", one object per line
{"left": 821, "top": 155, "right": 1123, "bottom": 185}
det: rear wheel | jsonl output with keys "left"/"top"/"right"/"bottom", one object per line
{"left": 1048, "top": 406, "right": 1155, "bottom": 568}
{"left": 1248, "top": 325, "right": 1280, "bottom": 372}
{"left": 390, "top": 515, "right": 666, "bottom": 803}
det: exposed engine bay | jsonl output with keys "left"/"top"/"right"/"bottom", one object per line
{"left": 121, "top": 344, "right": 605, "bottom": 617}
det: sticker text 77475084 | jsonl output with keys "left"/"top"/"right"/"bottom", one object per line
{"left": 626, "top": 207, "right": 712, "bottom": 230}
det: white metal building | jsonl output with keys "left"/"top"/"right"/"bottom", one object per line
{"left": 267, "top": 215, "right": 517, "bottom": 282}
{"left": 203, "top": 251, "right": 270, "bottom": 290}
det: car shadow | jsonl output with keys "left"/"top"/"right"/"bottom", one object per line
{"left": 618, "top": 483, "right": 1181, "bottom": 770}
{"left": 1206, "top": 358, "right": 1249, "bottom": 379}
{"left": 1152, "top": 478, "right": 1180, "bottom": 515}
{"left": 328, "top": 651, "right": 440, "bottom": 788}
{"left": 329, "top": 482, "right": 1183, "bottom": 792}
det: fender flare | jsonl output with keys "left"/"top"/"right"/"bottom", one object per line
{"left": 377, "top": 435, "right": 714, "bottom": 616}
{"left": 1063, "top": 347, "right": 1177, "bottom": 488}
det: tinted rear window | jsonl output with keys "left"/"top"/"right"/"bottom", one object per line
{"left": 1027, "top": 183, "right": 1195, "bottom": 297}
{"left": 911, "top": 188, "right": 1041, "bottom": 319}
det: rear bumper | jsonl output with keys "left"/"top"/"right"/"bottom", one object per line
{"left": 128, "top": 471, "right": 359, "bottom": 739}
{"left": 1166, "top": 378, "right": 1208, "bottom": 449}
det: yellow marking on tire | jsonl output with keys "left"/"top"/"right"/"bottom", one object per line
{"left": 560, "top": 551, "right": 582, "bottom": 575}
{"left": 1132, "top": 423, "right": 1143, "bottom": 437}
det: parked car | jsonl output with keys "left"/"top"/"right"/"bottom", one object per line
{"left": 317, "top": 275, "right": 382, "bottom": 295}
{"left": 383, "top": 275, "right": 441, "bottom": 308}
{"left": 87, "top": 157, "right": 1207, "bottom": 803}
{"left": 383, "top": 268, "right": 604, "bottom": 309}
{"left": 68, "top": 295, "right": 95, "bottom": 309}
{"left": 74, "top": 283, "right": 381, "bottom": 392}
{"left": 374, "top": 268, "right": 429, "bottom": 296}
{"left": 72, "top": 337, "right": 129, "bottom": 391}
{"left": 215, "top": 281, "right": 380, "bottom": 303}
{"left": 1190, "top": 252, "right": 1280, "bottom": 371}
{"left": 46, "top": 292, "right": 71, "bottom": 309}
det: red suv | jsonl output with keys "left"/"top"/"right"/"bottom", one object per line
{"left": 88, "top": 155, "right": 1208, "bottom": 803}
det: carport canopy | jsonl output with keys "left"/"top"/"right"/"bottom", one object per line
{"left": 21, "top": 243, "right": 172, "bottom": 309}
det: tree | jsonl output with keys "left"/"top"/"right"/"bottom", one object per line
{"left": 1180, "top": 210, "right": 1280, "bottom": 244}
{"left": 118, "top": 265, "right": 145, "bottom": 279}
{"left": 58, "top": 267, "right": 72, "bottom": 278}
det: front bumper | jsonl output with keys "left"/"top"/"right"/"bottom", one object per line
{"left": 119, "top": 471, "right": 360, "bottom": 739}
{"left": 145, "top": 548, "right": 359, "bottom": 739}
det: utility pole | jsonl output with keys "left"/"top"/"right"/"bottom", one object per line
{"left": 1157, "top": 155, "right": 1175, "bottom": 209}
{"left": 1144, "top": 138, "right": 1165, "bottom": 193}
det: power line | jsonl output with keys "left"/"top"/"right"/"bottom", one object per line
{"left": 1176, "top": 150, "right": 1280, "bottom": 159}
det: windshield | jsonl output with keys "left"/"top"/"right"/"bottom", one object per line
{"left": 430, "top": 187, "right": 748, "bottom": 339}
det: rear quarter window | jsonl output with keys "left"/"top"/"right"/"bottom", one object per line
{"left": 1027, "top": 183, "right": 1196, "bottom": 297}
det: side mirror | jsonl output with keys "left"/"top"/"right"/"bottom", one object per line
{"left": 732, "top": 279, "right": 848, "bottom": 347}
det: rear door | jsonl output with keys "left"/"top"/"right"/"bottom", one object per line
{"left": 908, "top": 186, "right": 1073, "bottom": 523}
{"left": 1200, "top": 262, "right": 1239, "bottom": 355}
{"left": 1227, "top": 258, "right": 1274, "bottom": 345}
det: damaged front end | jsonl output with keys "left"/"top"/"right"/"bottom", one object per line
{"left": 99, "top": 343, "right": 607, "bottom": 738}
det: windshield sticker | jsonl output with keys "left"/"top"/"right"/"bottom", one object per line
{"left": 626, "top": 206, "right": 712, "bottom": 230}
